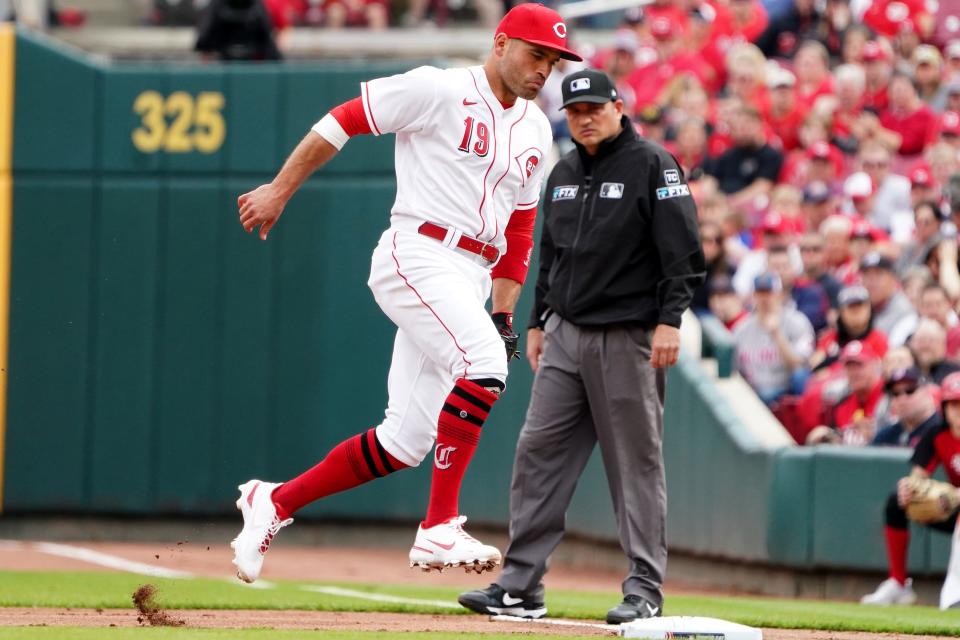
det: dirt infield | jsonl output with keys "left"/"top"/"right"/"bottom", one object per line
{"left": 0, "top": 539, "right": 948, "bottom": 639}
{"left": 0, "top": 607, "right": 949, "bottom": 639}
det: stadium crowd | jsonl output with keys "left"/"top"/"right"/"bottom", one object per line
{"left": 569, "top": 0, "right": 960, "bottom": 448}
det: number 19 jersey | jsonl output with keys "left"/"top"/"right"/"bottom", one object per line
{"left": 360, "top": 65, "right": 552, "bottom": 251}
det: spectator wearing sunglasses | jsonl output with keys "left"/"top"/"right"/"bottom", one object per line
{"left": 872, "top": 367, "right": 939, "bottom": 447}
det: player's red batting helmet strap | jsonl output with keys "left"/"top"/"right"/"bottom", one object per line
{"left": 942, "top": 372, "right": 960, "bottom": 403}
{"left": 496, "top": 3, "right": 582, "bottom": 61}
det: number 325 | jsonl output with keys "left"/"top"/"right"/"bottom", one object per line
{"left": 132, "top": 90, "right": 226, "bottom": 154}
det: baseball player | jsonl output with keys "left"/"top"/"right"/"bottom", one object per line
{"left": 862, "top": 371, "right": 960, "bottom": 606}
{"left": 231, "top": 3, "right": 581, "bottom": 584}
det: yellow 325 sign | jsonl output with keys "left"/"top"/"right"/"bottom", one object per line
{"left": 132, "top": 90, "right": 226, "bottom": 154}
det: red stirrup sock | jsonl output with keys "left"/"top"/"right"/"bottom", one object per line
{"left": 271, "top": 428, "right": 408, "bottom": 519}
{"left": 423, "top": 379, "right": 499, "bottom": 528}
{"left": 885, "top": 526, "right": 910, "bottom": 585}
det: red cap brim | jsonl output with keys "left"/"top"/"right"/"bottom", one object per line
{"left": 516, "top": 37, "right": 583, "bottom": 61}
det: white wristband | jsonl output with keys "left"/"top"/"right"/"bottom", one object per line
{"left": 311, "top": 113, "right": 349, "bottom": 150}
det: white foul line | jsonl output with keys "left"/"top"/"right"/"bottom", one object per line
{"left": 32, "top": 542, "right": 195, "bottom": 579}
{"left": 303, "top": 585, "right": 461, "bottom": 609}
{"left": 29, "top": 541, "right": 278, "bottom": 589}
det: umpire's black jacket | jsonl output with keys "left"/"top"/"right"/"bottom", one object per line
{"left": 530, "top": 117, "right": 705, "bottom": 330}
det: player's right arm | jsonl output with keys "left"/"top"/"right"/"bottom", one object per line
{"left": 238, "top": 132, "right": 340, "bottom": 241}
{"left": 239, "top": 66, "right": 442, "bottom": 241}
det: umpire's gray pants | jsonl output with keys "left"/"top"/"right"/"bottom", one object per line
{"left": 497, "top": 314, "right": 667, "bottom": 607}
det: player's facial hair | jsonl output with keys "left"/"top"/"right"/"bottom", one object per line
{"left": 499, "top": 41, "right": 538, "bottom": 101}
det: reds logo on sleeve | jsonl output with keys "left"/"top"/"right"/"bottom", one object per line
{"left": 513, "top": 148, "right": 543, "bottom": 188}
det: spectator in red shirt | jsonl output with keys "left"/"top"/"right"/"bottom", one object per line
{"left": 805, "top": 140, "right": 845, "bottom": 190}
{"left": 937, "top": 110, "right": 960, "bottom": 152}
{"left": 628, "top": 16, "right": 715, "bottom": 113}
{"left": 723, "top": 42, "right": 770, "bottom": 114}
{"left": 909, "top": 167, "right": 942, "bottom": 211}
{"left": 861, "top": 40, "right": 893, "bottom": 114}
{"left": 844, "top": 171, "right": 876, "bottom": 222}
{"left": 669, "top": 116, "right": 709, "bottom": 179}
{"left": 764, "top": 66, "right": 803, "bottom": 151}
{"left": 863, "top": 0, "right": 934, "bottom": 40}
{"left": 728, "top": 0, "right": 768, "bottom": 42}
{"left": 879, "top": 73, "right": 939, "bottom": 158}
{"left": 821, "top": 214, "right": 858, "bottom": 285}
{"left": 794, "top": 40, "right": 835, "bottom": 114}
{"left": 812, "top": 284, "right": 889, "bottom": 372}
{"left": 849, "top": 219, "right": 890, "bottom": 272}
{"left": 686, "top": 4, "right": 726, "bottom": 93}
{"left": 831, "top": 63, "right": 866, "bottom": 152}
{"left": 807, "top": 339, "right": 886, "bottom": 445}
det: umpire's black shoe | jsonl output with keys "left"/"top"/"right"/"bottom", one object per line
{"left": 458, "top": 583, "right": 547, "bottom": 619}
{"left": 606, "top": 594, "right": 661, "bottom": 624}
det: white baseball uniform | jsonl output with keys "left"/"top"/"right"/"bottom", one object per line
{"left": 343, "top": 65, "right": 552, "bottom": 467}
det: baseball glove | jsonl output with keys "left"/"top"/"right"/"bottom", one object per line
{"left": 491, "top": 312, "right": 520, "bottom": 361}
{"left": 902, "top": 477, "right": 960, "bottom": 524}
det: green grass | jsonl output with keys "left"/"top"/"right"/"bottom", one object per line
{"left": 3, "top": 571, "right": 960, "bottom": 636}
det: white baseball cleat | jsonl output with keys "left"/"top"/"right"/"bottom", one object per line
{"left": 860, "top": 577, "right": 917, "bottom": 605}
{"left": 409, "top": 515, "right": 501, "bottom": 574}
{"left": 230, "top": 479, "right": 292, "bottom": 583}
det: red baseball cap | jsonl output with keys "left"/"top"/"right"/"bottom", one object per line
{"left": 943, "top": 371, "right": 960, "bottom": 403}
{"left": 806, "top": 141, "right": 833, "bottom": 161}
{"left": 941, "top": 111, "right": 960, "bottom": 137}
{"left": 650, "top": 16, "right": 677, "bottom": 39}
{"left": 496, "top": 3, "right": 582, "bottom": 61}
{"left": 840, "top": 340, "right": 879, "bottom": 365}
{"left": 861, "top": 40, "right": 888, "bottom": 63}
{"left": 910, "top": 164, "right": 935, "bottom": 188}
{"left": 761, "top": 211, "right": 792, "bottom": 235}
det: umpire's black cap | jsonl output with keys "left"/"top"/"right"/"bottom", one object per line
{"left": 560, "top": 69, "right": 619, "bottom": 110}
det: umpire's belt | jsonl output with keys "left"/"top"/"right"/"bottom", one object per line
{"left": 417, "top": 222, "right": 500, "bottom": 264}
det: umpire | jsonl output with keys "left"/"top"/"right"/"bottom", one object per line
{"left": 459, "top": 69, "right": 704, "bottom": 624}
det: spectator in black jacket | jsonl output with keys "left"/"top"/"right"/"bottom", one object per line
{"left": 702, "top": 104, "right": 783, "bottom": 211}
{"left": 195, "top": 0, "right": 282, "bottom": 62}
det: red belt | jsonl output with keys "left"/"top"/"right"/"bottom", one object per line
{"left": 417, "top": 222, "right": 500, "bottom": 263}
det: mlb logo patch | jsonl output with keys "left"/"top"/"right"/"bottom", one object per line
{"left": 553, "top": 185, "right": 579, "bottom": 201}
{"left": 570, "top": 78, "right": 591, "bottom": 92}
{"left": 664, "top": 170, "right": 681, "bottom": 185}
{"left": 600, "top": 183, "right": 624, "bottom": 199}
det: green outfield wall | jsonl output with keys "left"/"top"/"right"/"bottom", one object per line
{"left": 0, "top": 28, "right": 949, "bottom": 576}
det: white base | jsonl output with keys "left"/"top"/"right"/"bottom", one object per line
{"left": 620, "top": 616, "right": 762, "bottom": 639}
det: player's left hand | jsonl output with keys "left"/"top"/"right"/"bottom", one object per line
{"left": 491, "top": 312, "right": 521, "bottom": 362}
{"left": 650, "top": 324, "right": 680, "bottom": 369}
{"left": 238, "top": 183, "right": 286, "bottom": 241}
